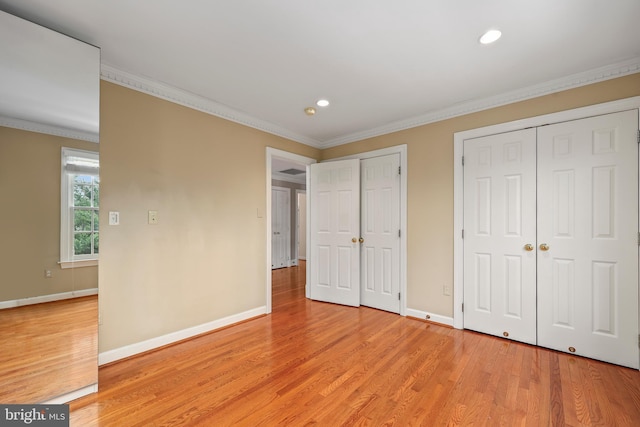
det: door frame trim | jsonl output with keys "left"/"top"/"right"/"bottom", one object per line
{"left": 453, "top": 96, "right": 640, "bottom": 330}
{"left": 266, "top": 148, "right": 316, "bottom": 314}
{"left": 329, "top": 144, "right": 408, "bottom": 316}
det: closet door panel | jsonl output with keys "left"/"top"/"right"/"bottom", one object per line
{"left": 463, "top": 128, "right": 537, "bottom": 344}
{"left": 537, "top": 110, "right": 639, "bottom": 369}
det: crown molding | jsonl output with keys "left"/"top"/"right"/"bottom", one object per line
{"left": 0, "top": 115, "right": 99, "bottom": 143}
{"left": 319, "top": 56, "right": 640, "bottom": 148}
{"left": 272, "top": 171, "right": 306, "bottom": 185}
{"left": 100, "top": 64, "right": 322, "bottom": 147}
{"left": 101, "top": 57, "right": 640, "bottom": 150}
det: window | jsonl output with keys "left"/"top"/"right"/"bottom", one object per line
{"left": 60, "top": 148, "right": 99, "bottom": 268}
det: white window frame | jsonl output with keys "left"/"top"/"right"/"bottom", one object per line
{"left": 60, "top": 147, "right": 99, "bottom": 269}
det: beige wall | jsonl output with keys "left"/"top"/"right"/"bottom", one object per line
{"left": 0, "top": 126, "right": 98, "bottom": 301}
{"left": 99, "top": 73, "right": 640, "bottom": 354}
{"left": 321, "top": 72, "right": 640, "bottom": 318}
{"left": 99, "top": 81, "right": 319, "bottom": 352}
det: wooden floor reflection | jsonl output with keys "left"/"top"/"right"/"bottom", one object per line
{"left": 70, "top": 263, "right": 640, "bottom": 425}
{"left": 0, "top": 296, "right": 98, "bottom": 403}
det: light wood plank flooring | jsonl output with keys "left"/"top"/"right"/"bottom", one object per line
{"left": 0, "top": 295, "right": 98, "bottom": 403}
{"left": 69, "top": 262, "right": 640, "bottom": 425}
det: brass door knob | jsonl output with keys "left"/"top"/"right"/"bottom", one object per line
{"left": 524, "top": 244, "right": 534, "bottom": 251}
{"left": 352, "top": 237, "right": 358, "bottom": 243}
{"left": 359, "top": 237, "right": 364, "bottom": 243}
{"left": 540, "top": 243, "right": 550, "bottom": 251}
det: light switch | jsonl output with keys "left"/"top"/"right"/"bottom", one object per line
{"left": 148, "top": 210, "right": 158, "bottom": 225}
{"left": 109, "top": 211, "right": 120, "bottom": 225}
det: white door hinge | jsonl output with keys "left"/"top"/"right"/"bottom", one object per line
{"left": 398, "top": 292, "right": 401, "bottom": 301}
{"left": 462, "top": 156, "right": 465, "bottom": 166}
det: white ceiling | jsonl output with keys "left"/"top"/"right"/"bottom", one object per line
{"left": 272, "top": 157, "right": 307, "bottom": 184}
{"left": 1, "top": 0, "right": 639, "bottom": 149}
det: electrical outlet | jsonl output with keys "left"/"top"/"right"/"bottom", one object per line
{"left": 44, "top": 269, "right": 52, "bottom": 279}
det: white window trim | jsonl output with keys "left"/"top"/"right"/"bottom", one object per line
{"left": 59, "top": 259, "right": 98, "bottom": 269}
{"left": 60, "top": 147, "right": 99, "bottom": 268}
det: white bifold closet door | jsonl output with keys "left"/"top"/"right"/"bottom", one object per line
{"left": 537, "top": 110, "right": 638, "bottom": 368}
{"left": 308, "top": 159, "right": 361, "bottom": 307}
{"left": 360, "top": 154, "right": 401, "bottom": 313}
{"left": 463, "top": 128, "right": 538, "bottom": 345}
{"left": 308, "top": 154, "right": 401, "bottom": 314}
{"left": 464, "top": 109, "right": 639, "bottom": 369}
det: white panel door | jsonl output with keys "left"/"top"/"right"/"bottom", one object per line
{"left": 537, "top": 110, "right": 639, "bottom": 368}
{"left": 360, "top": 154, "right": 401, "bottom": 313}
{"left": 309, "top": 159, "right": 360, "bottom": 307}
{"left": 463, "top": 129, "right": 538, "bottom": 344}
{"left": 271, "top": 186, "right": 290, "bottom": 269}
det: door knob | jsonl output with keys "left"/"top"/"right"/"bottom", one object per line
{"left": 524, "top": 244, "right": 534, "bottom": 251}
{"left": 539, "top": 243, "right": 549, "bottom": 251}
{"left": 359, "top": 237, "right": 364, "bottom": 243}
{"left": 352, "top": 237, "right": 358, "bottom": 243}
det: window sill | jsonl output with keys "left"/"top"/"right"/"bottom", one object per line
{"left": 59, "top": 259, "right": 99, "bottom": 269}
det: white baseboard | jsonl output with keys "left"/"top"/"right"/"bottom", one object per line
{"left": 41, "top": 383, "right": 98, "bottom": 404}
{"left": 98, "top": 306, "right": 267, "bottom": 366}
{"left": 0, "top": 288, "right": 98, "bottom": 310}
{"left": 406, "top": 308, "right": 454, "bottom": 328}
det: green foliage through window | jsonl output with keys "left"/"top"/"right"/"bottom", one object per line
{"left": 72, "top": 175, "right": 99, "bottom": 257}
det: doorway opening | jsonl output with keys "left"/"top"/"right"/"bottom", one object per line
{"left": 266, "top": 148, "right": 316, "bottom": 313}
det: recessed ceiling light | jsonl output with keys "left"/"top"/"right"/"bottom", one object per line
{"left": 316, "top": 99, "right": 330, "bottom": 107}
{"left": 479, "top": 29, "right": 502, "bottom": 45}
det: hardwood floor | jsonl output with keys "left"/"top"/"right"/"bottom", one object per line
{"left": 0, "top": 296, "right": 98, "bottom": 403}
{"left": 70, "top": 263, "right": 640, "bottom": 425}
